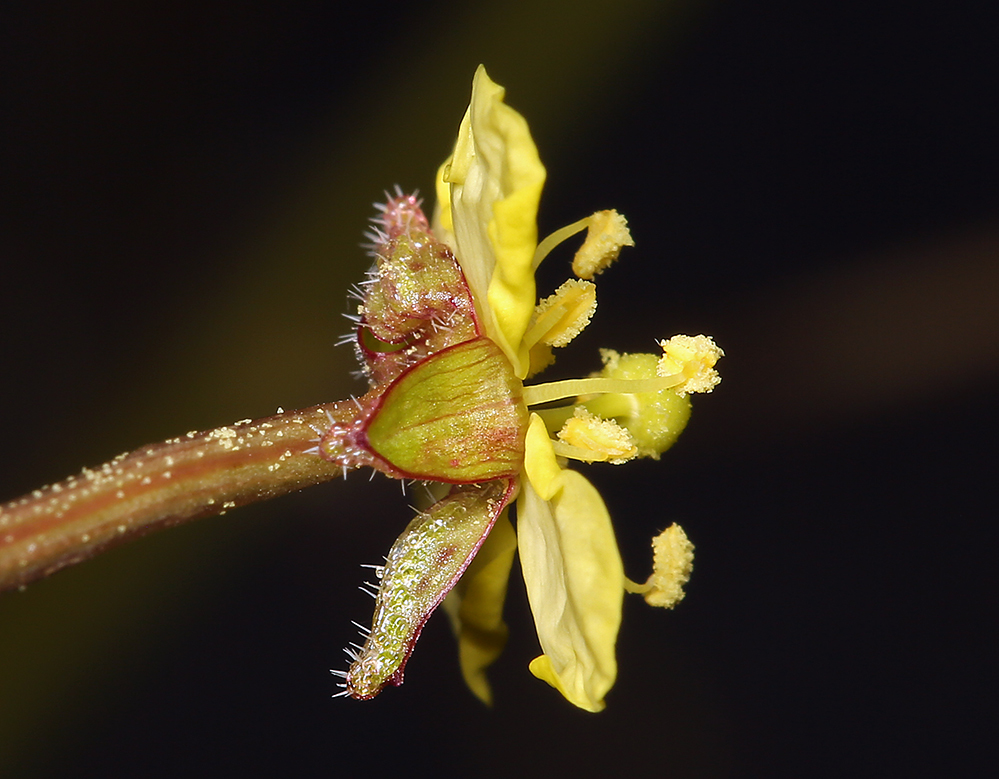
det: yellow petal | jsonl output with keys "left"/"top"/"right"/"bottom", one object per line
{"left": 439, "top": 65, "right": 546, "bottom": 378}
{"left": 523, "top": 413, "right": 564, "bottom": 501}
{"left": 443, "top": 510, "right": 518, "bottom": 705}
{"left": 517, "top": 471, "right": 624, "bottom": 712}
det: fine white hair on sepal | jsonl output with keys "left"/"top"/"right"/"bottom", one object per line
{"left": 362, "top": 225, "right": 388, "bottom": 244}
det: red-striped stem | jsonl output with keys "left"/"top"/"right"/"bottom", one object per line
{"left": 0, "top": 396, "right": 371, "bottom": 593}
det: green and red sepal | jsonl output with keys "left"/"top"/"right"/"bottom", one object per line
{"left": 341, "top": 478, "right": 516, "bottom": 699}
{"left": 320, "top": 337, "right": 527, "bottom": 484}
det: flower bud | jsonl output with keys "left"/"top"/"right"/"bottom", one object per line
{"left": 357, "top": 195, "right": 479, "bottom": 386}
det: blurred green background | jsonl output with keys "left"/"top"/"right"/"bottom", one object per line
{"left": 2, "top": 1, "right": 996, "bottom": 776}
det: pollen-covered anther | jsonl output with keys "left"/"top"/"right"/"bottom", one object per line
{"left": 658, "top": 335, "right": 724, "bottom": 396}
{"left": 572, "top": 210, "right": 635, "bottom": 280}
{"left": 625, "top": 524, "right": 694, "bottom": 609}
{"left": 554, "top": 407, "right": 638, "bottom": 465}
{"left": 524, "top": 279, "right": 597, "bottom": 350}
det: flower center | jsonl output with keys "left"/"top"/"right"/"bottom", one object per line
{"left": 522, "top": 336, "right": 724, "bottom": 464}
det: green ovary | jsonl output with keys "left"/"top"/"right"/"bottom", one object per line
{"left": 582, "top": 352, "right": 692, "bottom": 459}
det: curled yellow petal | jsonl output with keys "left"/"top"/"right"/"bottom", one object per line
{"left": 523, "top": 413, "right": 564, "bottom": 501}
{"left": 438, "top": 65, "right": 546, "bottom": 378}
{"left": 443, "top": 511, "right": 518, "bottom": 705}
{"left": 517, "top": 471, "right": 623, "bottom": 712}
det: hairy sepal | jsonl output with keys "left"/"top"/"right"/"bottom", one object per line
{"left": 346, "top": 479, "right": 515, "bottom": 699}
{"left": 359, "top": 193, "right": 480, "bottom": 386}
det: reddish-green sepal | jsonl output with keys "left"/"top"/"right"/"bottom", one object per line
{"left": 362, "top": 337, "right": 527, "bottom": 483}
{"left": 345, "top": 478, "right": 516, "bottom": 699}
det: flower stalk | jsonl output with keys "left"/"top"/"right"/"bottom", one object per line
{"left": 0, "top": 399, "right": 363, "bottom": 592}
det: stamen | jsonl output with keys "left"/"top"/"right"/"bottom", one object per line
{"left": 552, "top": 440, "right": 606, "bottom": 461}
{"left": 658, "top": 335, "right": 724, "bottom": 396}
{"left": 524, "top": 334, "right": 722, "bottom": 407}
{"left": 531, "top": 405, "right": 575, "bottom": 433}
{"left": 522, "top": 279, "right": 596, "bottom": 351}
{"left": 522, "top": 303, "right": 567, "bottom": 350}
{"left": 572, "top": 210, "right": 634, "bottom": 280}
{"left": 522, "top": 373, "right": 685, "bottom": 408}
{"left": 555, "top": 408, "right": 637, "bottom": 464}
{"left": 625, "top": 524, "right": 694, "bottom": 609}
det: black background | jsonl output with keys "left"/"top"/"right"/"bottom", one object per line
{"left": 2, "top": 2, "right": 996, "bottom": 777}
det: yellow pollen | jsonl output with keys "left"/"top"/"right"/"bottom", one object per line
{"left": 658, "top": 335, "right": 724, "bottom": 396}
{"left": 624, "top": 524, "right": 694, "bottom": 608}
{"left": 572, "top": 210, "right": 634, "bottom": 280}
{"left": 555, "top": 407, "right": 637, "bottom": 464}
{"left": 524, "top": 279, "right": 597, "bottom": 350}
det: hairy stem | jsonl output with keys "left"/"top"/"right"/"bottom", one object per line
{"left": 0, "top": 397, "right": 369, "bottom": 593}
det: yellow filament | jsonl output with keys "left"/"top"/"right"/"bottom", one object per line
{"left": 552, "top": 440, "right": 609, "bottom": 462}
{"left": 522, "top": 372, "right": 684, "bottom": 408}
{"left": 522, "top": 303, "right": 568, "bottom": 351}
{"left": 532, "top": 216, "right": 591, "bottom": 270}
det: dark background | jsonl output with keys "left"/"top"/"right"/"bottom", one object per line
{"left": 2, "top": 2, "right": 996, "bottom": 776}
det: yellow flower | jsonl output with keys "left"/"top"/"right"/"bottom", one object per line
{"left": 435, "top": 67, "right": 722, "bottom": 711}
